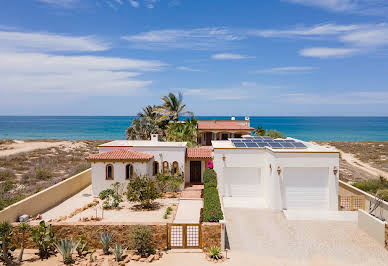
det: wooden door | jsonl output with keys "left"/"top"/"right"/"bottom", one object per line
{"left": 190, "top": 161, "right": 202, "bottom": 183}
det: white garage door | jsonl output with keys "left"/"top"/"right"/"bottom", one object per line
{"left": 283, "top": 167, "right": 329, "bottom": 210}
{"left": 223, "top": 167, "right": 261, "bottom": 197}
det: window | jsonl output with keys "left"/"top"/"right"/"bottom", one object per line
{"left": 105, "top": 164, "right": 114, "bottom": 180}
{"left": 163, "top": 161, "right": 169, "bottom": 174}
{"left": 172, "top": 161, "right": 179, "bottom": 175}
{"left": 126, "top": 164, "right": 134, "bottom": 179}
{"left": 153, "top": 161, "right": 159, "bottom": 176}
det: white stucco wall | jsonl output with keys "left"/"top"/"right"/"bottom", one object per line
{"left": 91, "top": 161, "right": 150, "bottom": 195}
{"left": 213, "top": 148, "right": 339, "bottom": 211}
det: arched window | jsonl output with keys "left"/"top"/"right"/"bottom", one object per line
{"left": 172, "top": 161, "right": 179, "bottom": 175}
{"left": 126, "top": 164, "right": 134, "bottom": 179}
{"left": 106, "top": 164, "right": 114, "bottom": 180}
{"left": 162, "top": 161, "right": 169, "bottom": 174}
{"left": 153, "top": 161, "right": 159, "bottom": 176}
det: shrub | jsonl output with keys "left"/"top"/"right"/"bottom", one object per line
{"left": 156, "top": 174, "right": 170, "bottom": 193}
{"left": 126, "top": 176, "right": 159, "bottom": 208}
{"left": 76, "top": 236, "right": 89, "bottom": 257}
{"left": 54, "top": 238, "right": 80, "bottom": 265}
{"left": 0, "top": 180, "right": 15, "bottom": 192}
{"left": 34, "top": 167, "right": 52, "bottom": 180}
{"left": 0, "top": 221, "right": 16, "bottom": 265}
{"left": 30, "top": 221, "right": 55, "bottom": 259}
{"left": 130, "top": 225, "right": 154, "bottom": 257}
{"left": 100, "top": 232, "right": 112, "bottom": 255}
{"left": 203, "top": 187, "right": 224, "bottom": 222}
{"left": 203, "top": 169, "right": 217, "bottom": 190}
{"left": 167, "top": 174, "right": 184, "bottom": 193}
{"left": 0, "top": 170, "right": 15, "bottom": 181}
{"left": 266, "top": 129, "right": 286, "bottom": 139}
{"left": 99, "top": 188, "right": 122, "bottom": 209}
{"left": 110, "top": 243, "right": 127, "bottom": 262}
{"left": 353, "top": 176, "right": 388, "bottom": 195}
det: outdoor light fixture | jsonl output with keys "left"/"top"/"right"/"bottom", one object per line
{"left": 333, "top": 166, "right": 338, "bottom": 176}
{"left": 225, "top": 248, "right": 229, "bottom": 259}
{"left": 269, "top": 164, "right": 272, "bottom": 172}
{"left": 277, "top": 166, "right": 281, "bottom": 175}
{"left": 222, "top": 154, "right": 226, "bottom": 161}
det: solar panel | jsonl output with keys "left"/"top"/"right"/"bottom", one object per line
{"left": 293, "top": 142, "right": 307, "bottom": 148}
{"left": 280, "top": 142, "right": 295, "bottom": 148}
{"left": 244, "top": 136, "right": 254, "bottom": 139}
{"left": 284, "top": 139, "right": 296, "bottom": 142}
{"left": 256, "top": 142, "right": 267, "bottom": 147}
{"left": 242, "top": 139, "right": 253, "bottom": 142}
{"left": 262, "top": 136, "right": 273, "bottom": 140}
{"left": 231, "top": 139, "right": 242, "bottom": 143}
{"left": 246, "top": 142, "right": 258, "bottom": 147}
{"left": 267, "top": 142, "right": 283, "bottom": 148}
{"left": 234, "top": 142, "right": 247, "bottom": 148}
{"left": 273, "top": 139, "right": 285, "bottom": 142}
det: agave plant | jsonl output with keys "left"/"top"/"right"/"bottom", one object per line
{"left": 208, "top": 246, "right": 223, "bottom": 260}
{"left": 110, "top": 243, "right": 127, "bottom": 262}
{"left": 100, "top": 232, "right": 112, "bottom": 255}
{"left": 54, "top": 238, "right": 80, "bottom": 265}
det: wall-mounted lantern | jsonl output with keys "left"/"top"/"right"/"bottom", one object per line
{"left": 277, "top": 166, "right": 281, "bottom": 176}
{"left": 222, "top": 154, "right": 226, "bottom": 161}
{"left": 333, "top": 166, "right": 338, "bottom": 176}
{"left": 269, "top": 164, "right": 272, "bottom": 173}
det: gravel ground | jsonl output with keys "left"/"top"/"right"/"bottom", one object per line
{"left": 224, "top": 207, "right": 388, "bottom": 266}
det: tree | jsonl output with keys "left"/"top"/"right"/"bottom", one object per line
{"left": 254, "top": 125, "right": 266, "bottom": 136}
{"left": 266, "top": 129, "right": 286, "bottom": 139}
{"left": 0, "top": 221, "right": 14, "bottom": 265}
{"left": 126, "top": 118, "right": 163, "bottom": 140}
{"left": 126, "top": 176, "right": 160, "bottom": 208}
{"left": 155, "top": 92, "right": 193, "bottom": 122}
{"left": 137, "top": 105, "right": 159, "bottom": 121}
{"left": 166, "top": 117, "right": 198, "bottom": 146}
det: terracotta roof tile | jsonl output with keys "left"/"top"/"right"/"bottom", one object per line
{"left": 187, "top": 147, "right": 213, "bottom": 159}
{"left": 86, "top": 148, "right": 154, "bottom": 161}
{"left": 197, "top": 121, "right": 254, "bottom": 130}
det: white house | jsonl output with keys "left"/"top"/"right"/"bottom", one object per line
{"left": 86, "top": 134, "right": 213, "bottom": 195}
{"left": 212, "top": 136, "right": 339, "bottom": 211}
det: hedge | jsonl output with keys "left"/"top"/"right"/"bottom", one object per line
{"left": 203, "top": 169, "right": 223, "bottom": 222}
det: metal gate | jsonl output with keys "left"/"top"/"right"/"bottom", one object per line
{"left": 168, "top": 224, "right": 201, "bottom": 249}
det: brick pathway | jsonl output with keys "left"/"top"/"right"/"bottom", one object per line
{"left": 180, "top": 184, "right": 203, "bottom": 199}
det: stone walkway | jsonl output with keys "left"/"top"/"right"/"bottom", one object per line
{"left": 173, "top": 199, "right": 203, "bottom": 223}
{"left": 180, "top": 184, "right": 203, "bottom": 199}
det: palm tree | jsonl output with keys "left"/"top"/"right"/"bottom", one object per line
{"left": 254, "top": 125, "right": 266, "bottom": 136}
{"left": 137, "top": 105, "right": 159, "bottom": 121}
{"left": 166, "top": 117, "right": 198, "bottom": 146}
{"left": 126, "top": 118, "right": 163, "bottom": 140}
{"left": 156, "top": 92, "right": 193, "bottom": 122}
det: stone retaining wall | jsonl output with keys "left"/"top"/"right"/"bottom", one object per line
{"left": 12, "top": 222, "right": 168, "bottom": 250}
{"left": 201, "top": 222, "right": 221, "bottom": 251}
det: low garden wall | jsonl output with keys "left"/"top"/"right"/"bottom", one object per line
{"left": 0, "top": 169, "right": 91, "bottom": 222}
{"left": 339, "top": 180, "right": 388, "bottom": 221}
{"left": 12, "top": 222, "right": 168, "bottom": 250}
{"left": 201, "top": 222, "right": 222, "bottom": 251}
{"left": 358, "top": 210, "right": 386, "bottom": 247}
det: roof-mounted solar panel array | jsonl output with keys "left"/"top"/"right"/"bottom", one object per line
{"left": 230, "top": 136, "right": 307, "bottom": 149}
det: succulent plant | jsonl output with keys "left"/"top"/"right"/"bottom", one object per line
{"left": 100, "top": 232, "right": 112, "bottom": 255}
{"left": 54, "top": 238, "right": 80, "bottom": 265}
{"left": 110, "top": 243, "right": 127, "bottom": 262}
{"left": 208, "top": 246, "right": 223, "bottom": 260}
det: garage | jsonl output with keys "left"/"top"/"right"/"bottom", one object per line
{"left": 223, "top": 167, "right": 261, "bottom": 197}
{"left": 283, "top": 167, "right": 329, "bottom": 209}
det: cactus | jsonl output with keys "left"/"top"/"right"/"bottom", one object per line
{"left": 100, "top": 232, "right": 112, "bottom": 255}
{"left": 110, "top": 243, "right": 127, "bottom": 262}
{"left": 54, "top": 238, "right": 80, "bottom": 265}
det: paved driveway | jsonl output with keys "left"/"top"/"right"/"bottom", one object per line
{"left": 224, "top": 206, "right": 388, "bottom": 266}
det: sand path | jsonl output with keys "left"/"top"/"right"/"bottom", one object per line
{"left": 0, "top": 140, "right": 81, "bottom": 157}
{"left": 319, "top": 143, "right": 388, "bottom": 179}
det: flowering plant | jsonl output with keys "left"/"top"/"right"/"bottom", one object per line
{"left": 207, "top": 160, "right": 213, "bottom": 169}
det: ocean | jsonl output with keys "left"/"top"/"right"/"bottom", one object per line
{"left": 0, "top": 116, "right": 387, "bottom": 141}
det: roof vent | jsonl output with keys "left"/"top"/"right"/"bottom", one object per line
{"left": 151, "top": 134, "right": 159, "bottom": 142}
{"left": 231, "top": 117, "right": 236, "bottom": 120}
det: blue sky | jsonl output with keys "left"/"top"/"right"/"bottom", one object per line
{"left": 1, "top": 0, "right": 388, "bottom": 116}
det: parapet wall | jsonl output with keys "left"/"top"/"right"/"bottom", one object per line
{"left": 0, "top": 169, "right": 91, "bottom": 222}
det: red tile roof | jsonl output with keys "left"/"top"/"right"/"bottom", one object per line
{"left": 86, "top": 148, "right": 154, "bottom": 161}
{"left": 187, "top": 147, "right": 213, "bottom": 159}
{"left": 197, "top": 120, "right": 254, "bottom": 131}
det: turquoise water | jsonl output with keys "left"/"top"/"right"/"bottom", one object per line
{"left": 0, "top": 116, "right": 387, "bottom": 141}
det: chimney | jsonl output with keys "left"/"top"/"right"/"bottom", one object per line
{"left": 151, "top": 134, "right": 159, "bottom": 142}
{"left": 231, "top": 117, "right": 236, "bottom": 121}
{"left": 245, "top": 116, "right": 250, "bottom": 121}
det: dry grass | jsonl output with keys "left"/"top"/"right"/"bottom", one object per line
{"left": 0, "top": 140, "right": 108, "bottom": 210}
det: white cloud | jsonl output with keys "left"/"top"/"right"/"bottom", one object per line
{"left": 0, "top": 30, "right": 110, "bottom": 52}
{"left": 254, "top": 66, "right": 317, "bottom": 74}
{"left": 36, "top": 0, "right": 79, "bottom": 8}
{"left": 283, "top": 0, "right": 388, "bottom": 15}
{"left": 176, "top": 66, "right": 202, "bottom": 72}
{"left": 250, "top": 23, "right": 361, "bottom": 38}
{"left": 340, "top": 24, "right": 388, "bottom": 47}
{"left": 299, "top": 47, "right": 358, "bottom": 58}
{"left": 121, "top": 28, "right": 243, "bottom": 50}
{"left": 280, "top": 91, "right": 388, "bottom": 105}
{"left": 0, "top": 52, "right": 165, "bottom": 96}
{"left": 129, "top": 0, "right": 140, "bottom": 7}
{"left": 212, "top": 53, "right": 254, "bottom": 60}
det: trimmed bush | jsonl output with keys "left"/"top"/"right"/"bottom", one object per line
{"left": 203, "top": 187, "right": 224, "bottom": 222}
{"left": 203, "top": 169, "right": 217, "bottom": 190}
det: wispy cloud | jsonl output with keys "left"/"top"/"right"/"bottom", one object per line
{"left": 299, "top": 47, "right": 358, "bottom": 58}
{"left": 36, "top": 0, "right": 79, "bottom": 8}
{"left": 0, "top": 29, "right": 110, "bottom": 52}
{"left": 129, "top": 0, "right": 140, "bottom": 8}
{"left": 254, "top": 66, "right": 317, "bottom": 74}
{"left": 283, "top": 0, "right": 388, "bottom": 16}
{"left": 212, "top": 53, "right": 254, "bottom": 60}
{"left": 176, "top": 66, "right": 202, "bottom": 72}
{"left": 280, "top": 91, "right": 388, "bottom": 105}
{"left": 0, "top": 52, "right": 165, "bottom": 96}
{"left": 185, "top": 88, "right": 250, "bottom": 100}
{"left": 121, "top": 28, "right": 243, "bottom": 50}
